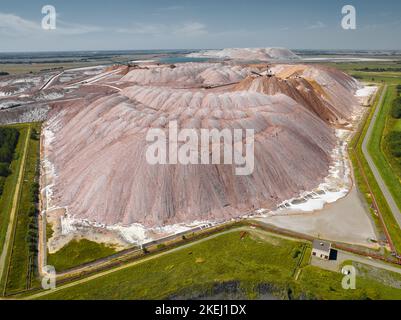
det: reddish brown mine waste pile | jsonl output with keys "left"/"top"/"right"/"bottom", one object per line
{"left": 43, "top": 62, "right": 360, "bottom": 229}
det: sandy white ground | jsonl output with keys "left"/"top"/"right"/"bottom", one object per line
{"left": 257, "top": 184, "right": 377, "bottom": 247}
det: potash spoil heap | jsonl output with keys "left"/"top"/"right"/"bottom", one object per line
{"left": 44, "top": 61, "right": 360, "bottom": 227}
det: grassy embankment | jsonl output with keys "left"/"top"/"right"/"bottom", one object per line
{"left": 382, "top": 85, "right": 401, "bottom": 194}
{"left": 368, "top": 85, "right": 401, "bottom": 212}
{"left": 34, "top": 230, "right": 401, "bottom": 300}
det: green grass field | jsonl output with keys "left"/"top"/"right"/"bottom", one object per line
{"left": 47, "top": 239, "right": 117, "bottom": 272}
{"left": 325, "top": 61, "right": 401, "bottom": 84}
{"left": 36, "top": 231, "right": 306, "bottom": 300}
{"left": 296, "top": 265, "right": 401, "bottom": 300}
{"left": 5, "top": 124, "right": 41, "bottom": 295}
{"left": 382, "top": 89, "right": 401, "bottom": 189}
{"left": 31, "top": 230, "right": 401, "bottom": 300}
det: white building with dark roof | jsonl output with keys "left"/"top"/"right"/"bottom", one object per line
{"left": 312, "top": 240, "right": 332, "bottom": 260}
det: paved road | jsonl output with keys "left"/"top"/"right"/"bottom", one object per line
{"left": 64, "top": 68, "right": 122, "bottom": 88}
{"left": 41, "top": 66, "right": 119, "bottom": 91}
{"left": 0, "top": 126, "right": 31, "bottom": 290}
{"left": 361, "top": 85, "right": 401, "bottom": 228}
{"left": 338, "top": 251, "right": 401, "bottom": 275}
{"left": 40, "top": 72, "right": 64, "bottom": 91}
{"left": 312, "top": 249, "right": 401, "bottom": 275}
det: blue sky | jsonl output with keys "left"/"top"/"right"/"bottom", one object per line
{"left": 1, "top": 0, "right": 401, "bottom": 51}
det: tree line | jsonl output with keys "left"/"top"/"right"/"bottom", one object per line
{"left": 355, "top": 67, "right": 401, "bottom": 72}
{"left": 26, "top": 177, "right": 40, "bottom": 257}
{"left": 391, "top": 96, "right": 401, "bottom": 119}
{"left": 388, "top": 94, "right": 401, "bottom": 159}
{"left": 0, "top": 128, "right": 20, "bottom": 196}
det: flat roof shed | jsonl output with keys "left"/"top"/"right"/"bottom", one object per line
{"left": 312, "top": 240, "right": 331, "bottom": 252}
{"left": 312, "top": 240, "right": 332, "bottom": 260}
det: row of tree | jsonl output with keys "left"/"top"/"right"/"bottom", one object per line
{"left": 388, "top": 131, "right": 401, "bottom": 158}
{"left": 0, "top": 128, "right": 20, "bottom": 163}
{"left": 355, "top": 67, "right": 401, "bottom": 72}
{"left": 389, "top": 94, "right": 401, "bottom": 158}
{"left": 26, "top": 159, "right": 41, "bottom": 261}
{"left": 391, "top": 96, "right": 401, "bottom": 119}
{"left": 0, "top": 128, "right": 20, "bottom": 196}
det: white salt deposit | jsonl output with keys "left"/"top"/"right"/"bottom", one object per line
{"left": 356, "top": 86, "right": 377, "bottom": 97}
{"left": 0, "top": 100, "right": 20, "bottom": 109}
{"left": 188, "top": 48, "right": 300, "bottom": 61}
{"left": 267, "top": 129, "right": 351, "bottom": 214}
{"left": 60, "top": 215, "right": 78, "bottom": 235}
{"left": 108, "top": 224, "right": 150, "bottom": 244}
{"left": 59, "top": 216, "right": 215, "bottom": 245}
{"left": 38, "top": 92, "right": 64, "bottom": 101}
{"left": 42, "top": 126, "right": 61, "bottom": 213}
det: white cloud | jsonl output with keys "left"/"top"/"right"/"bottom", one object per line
{"left": 116, "top": 22, "right": 207, "bottom": 37}
{"left": 116, "top": 24, "right": 165, "bottom": 35}
{"left": 56, "top": 20, "right": 103, "bottom": 35}
{"left": 0, "top": 12, "right": 206, "bottom": 40}
{"left": 174, "top": 22, "right": 207, "bottom": 36}
{"left": 151, "top": 5, "right": 187, "bottom": 17}
{"left": 0, "top": 13, "right": 41, "bottom": 35}
{"left": 0, "top": 12, "right": 101, "bottom": 37}
{"left": 306, "top": 21, "right": 326, "bottom": 30}
{"left": 158, "top": 5, "right": 185, "bottom": 12}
